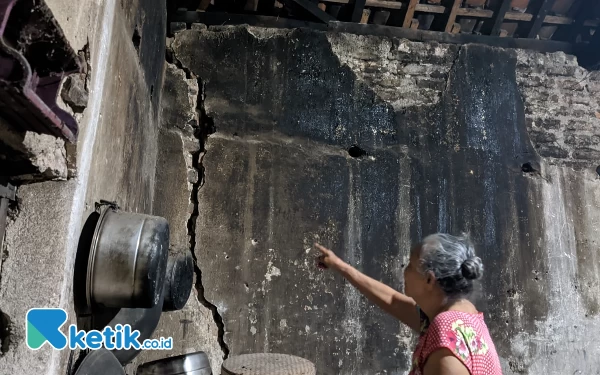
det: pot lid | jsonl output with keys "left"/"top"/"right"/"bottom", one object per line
{"left": 75, "top": 348, "right": 125, "bottom": 375}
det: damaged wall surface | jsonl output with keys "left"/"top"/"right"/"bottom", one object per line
{"left": 0, "top": 0, "right": 165, "bottom": 373}
{"left": 128, "top": 61, "right": 224, "bottom": 375}
{"left": 160, "top": 25, "right": 600, "bottom": 375}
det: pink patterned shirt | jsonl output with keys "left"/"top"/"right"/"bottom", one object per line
{"left": 409, "top": 310, "right": 502, "bottom": 375}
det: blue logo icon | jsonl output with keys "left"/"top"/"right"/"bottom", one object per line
{"left": 26, "top": 308, "right": 68, "bottom": 350}
{"left": 26, "top": 308, "right": 173, "bottom": 351}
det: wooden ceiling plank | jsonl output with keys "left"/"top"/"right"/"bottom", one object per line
{"left": 283, "top": 0, "right": 599, "bottom": 28}
{"left": 415, "top": 3, "right": 445, "bottom": 12}
{"left": 457, "top": 8, "right": 493, "bottom": 17}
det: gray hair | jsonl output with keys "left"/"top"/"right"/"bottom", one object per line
{"left": 415, "top": 233, "right": 483, "bottom": 299}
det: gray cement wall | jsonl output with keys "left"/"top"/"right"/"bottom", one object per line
{"left": 156, "top": 25, "right": 600, "bottom": 375}
{"left": 0, "top": 0, "right": 165, "bottom": 373}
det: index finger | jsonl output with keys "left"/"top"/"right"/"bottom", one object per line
{"left": 314, "top": 243, "right": 330, "bottom": 254}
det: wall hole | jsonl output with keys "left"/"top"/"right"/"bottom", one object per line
{"left": 521, "top": 162, "right": 536, "bottom": 173}
{"left": 0, "top": 310, "right": 11, "bottom": 355}
{"left": 348, "top": 145, "right": 367, "bottom": 158}
{"left": 132, "top": 26, "right": 141, "bottom": 54}
{"left": 596, "top": 165, "right": 600, "bottom": 176}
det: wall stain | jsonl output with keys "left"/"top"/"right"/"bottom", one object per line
{"left": 172, "top": 27, "right": 563, "bottom": 374}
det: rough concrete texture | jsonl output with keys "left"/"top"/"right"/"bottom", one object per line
{"left": 0, "top": 0, "right": 166, "bottom": 373}
{"left": 61, "top": 73, "right": 89, "bottom": 112}
{"left": 128, "top": 62, "right": 223, "bottom": 375}
{"left": 0, "top": 117, "right": 68, "bottom": 182}
{"left": 20, "top": 132, "right": 68, "bottom": 180}
{"left": 0, "top": 180, "right": 77, "bottom": 374}
{"left": 516, "top": 51, "right": 600, "bottom": 167}
{"left": 167, "top": 25, "right": 600, "bottom": 374}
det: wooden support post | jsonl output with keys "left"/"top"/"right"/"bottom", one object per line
{"left": 410, "top": 18, "right": 419, "bottom": 29}
{"left": 481, "top": 0, "right": 511, "bottom": 36}
{"left": 444, "top": 0, "right": 462, "bottom": 33}
{"left": 372, "top": 10, "right": 391, "bottom": 25}
{"left": 291, "top": 0, "right": 336, "bottom": 23}
{"left": 257, "top": 0, "right": 277, "bottom": 13}
{"left": 576, "top": 26, "right": 600, "bottom": 69}
{"left": 245, "top": 0, "right": 260, "bottom": 11}
{"left": 351, "top": 0, "right": 367, "bottom": 22}
{"left": 402, "top": 0, "right": 419, "bottom": 28}
{"left": 520, "top": 0, "right": 557, "bottom": 38}
{"left": 553, "top": 0, "right": 588, "bottom": 42}
{"left": 451, "top": 22, "right": 461, "bottom": 33}
{"left": 197, "top": 0, "right": 212, "bottom": 11}
{"left": 360, "top": 9, "right": 371, "bottom": 23}
{"left": 327, "top": 4, "right": 342, "bottom": 18}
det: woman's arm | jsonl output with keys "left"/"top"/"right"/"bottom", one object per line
{"left": 315, "top": 243, "right": 421, "bottom": 331}
{"left": 423, "top": 349, "right": 470, "bottom": 375}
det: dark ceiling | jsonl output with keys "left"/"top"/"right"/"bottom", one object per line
{"left": 169, "top": 0, "right": 600, "bottom": 68}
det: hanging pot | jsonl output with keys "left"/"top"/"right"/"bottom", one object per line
{"left": 137, "top": 351, "right": 212, "bottom": 375}
{"left": 86, "top": 203, "right": 169, "bottom": 309}
{"left": 162, "top": 252, "right": 194, "bottom": 312}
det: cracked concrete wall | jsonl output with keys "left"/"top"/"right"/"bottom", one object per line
{"left": 163, "top": 25, "right": 600, "bottom": 375}
{"left": 127, "top": 62, "right": 224, "bottom": 375}
{"left": 0, "top": 0, "right": 165, "bottom": 373}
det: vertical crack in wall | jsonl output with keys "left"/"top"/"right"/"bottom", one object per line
{"left": 185, "top": 76, "right": 230, "bottom": 359}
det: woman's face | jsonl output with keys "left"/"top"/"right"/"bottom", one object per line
{"left": 403, "top": 249, "right": 429, "bottom": 302}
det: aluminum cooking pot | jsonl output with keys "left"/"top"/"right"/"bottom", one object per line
{"left": 137, "top": 351, "right": 212, "bottom": 375}
{"left": 87, "top": 203, "right": 169, "bottom": 309}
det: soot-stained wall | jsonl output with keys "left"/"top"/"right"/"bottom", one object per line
{"left": 167, "top": 26, "right": 600, "bottom": 374}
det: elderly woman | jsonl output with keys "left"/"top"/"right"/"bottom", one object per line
{"left": 316, "top": 233, "right": 502, "bottom": 375}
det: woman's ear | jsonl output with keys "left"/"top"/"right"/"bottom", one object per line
{"left": 426, "top": 271, "right": 436, "bottom": 285}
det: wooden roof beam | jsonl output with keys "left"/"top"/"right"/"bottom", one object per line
{"left": 318, "top": 0, "right": 599, "bottom": 27}
{"left": 444, "top": 0, "right": 462, "bottom": 33}
{"left": 402, "top": 0, "right": 419, "bottom": 28}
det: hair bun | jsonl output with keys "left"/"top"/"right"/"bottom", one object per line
{"left": 461, "top": 257, "right": 483, "bottom": 280}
